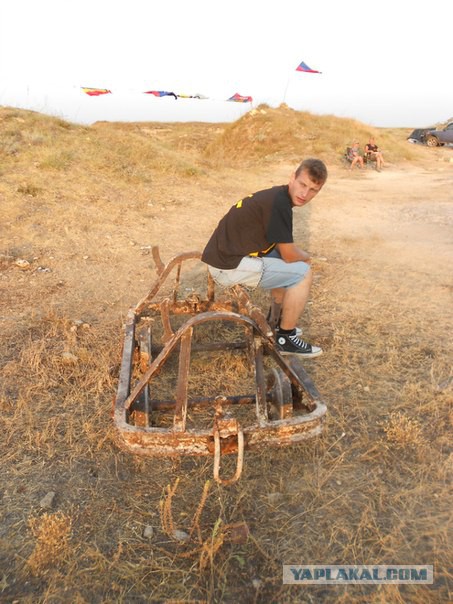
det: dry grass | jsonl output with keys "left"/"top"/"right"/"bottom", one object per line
{"left": 0, "top": 105, "right": 452, "bottom": 603}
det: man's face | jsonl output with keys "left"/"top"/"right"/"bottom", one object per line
{"left": 288, "top": 169, "right": 324, "bottom": 207}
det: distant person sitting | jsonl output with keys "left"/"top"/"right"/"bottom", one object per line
{"left": 365, "top": 137, "right": 385, "bottom": 172}
{"left": 347, "top": 142, "right": 364, "bottom": 170}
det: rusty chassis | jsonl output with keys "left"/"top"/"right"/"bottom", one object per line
{"left": 114, "top": 247, "right": 327, "bottom": 484}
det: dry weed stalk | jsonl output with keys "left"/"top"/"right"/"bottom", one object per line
{"left": 189, "top": 479, "right": 212, "bottom": 544}
{"left": 198, "top": 518, "right": 225, "bottom": 572}
{"left": 160, "top": 477, "right": 180, "bottom": 537}
{"left": 159, "top": 478, "right": 229, "bottom": 572}
{"left": 27, "top": 511, "right": 73, "bottom": 575}
{"left": 160, "top": 477, "right": 213, "bottom": 543}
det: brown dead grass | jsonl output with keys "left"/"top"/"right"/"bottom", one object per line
{"left": 0, "top": 105, "right": 452, "bottom": 603}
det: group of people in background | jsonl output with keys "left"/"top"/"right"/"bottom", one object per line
{"left": 347, "top": 137, "right": 385, "bottom": 172}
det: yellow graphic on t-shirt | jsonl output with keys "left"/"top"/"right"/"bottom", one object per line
{"left": 235, "top": 194, "right": 252, "bottom": 209}
{"left": 249, "top": 243, "right": 276, "bottom": 257}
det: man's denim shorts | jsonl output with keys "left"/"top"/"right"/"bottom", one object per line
{"left": 207, "top": 249, "right": 309, "bottom": 290}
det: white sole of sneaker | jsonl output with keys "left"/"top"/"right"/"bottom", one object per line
{"left": 279, "top": 349, "right": 323, "bottom": 358}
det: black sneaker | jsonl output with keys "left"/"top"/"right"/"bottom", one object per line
{"left": 276, "top": 330, "right": 322, "bottom": 358}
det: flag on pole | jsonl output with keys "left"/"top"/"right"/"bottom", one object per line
{"left": 295, "top": 61, "right": 321, "bottom": 74}
{"left": 81, "top": 87, "right": 112, "bottom": 96}
{"left": 227, "top": 92, "right": 253, "bottom": 103}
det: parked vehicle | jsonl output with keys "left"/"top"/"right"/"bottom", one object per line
{"left": 423, "top": 123, "right": 453, "bottom": 147}
{"left": 407, "top": 122, "right": 453, "bottom": 146}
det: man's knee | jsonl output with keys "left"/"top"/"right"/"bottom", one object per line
{"left": 291, "top": 266, "right": 312, "bottom": 289}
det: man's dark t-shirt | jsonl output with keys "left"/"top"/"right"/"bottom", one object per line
{"left": 201, "top": 185, "right": 294, "bottom": 269}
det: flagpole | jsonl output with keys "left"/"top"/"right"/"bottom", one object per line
{"left": 282, "top": 68, "right": 292, "bottom": 104}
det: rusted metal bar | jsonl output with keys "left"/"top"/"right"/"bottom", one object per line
{"left": 114, "top": 309, "right": 136, "bottom": 424}
{"left": 173, "top": 327, "right": 192, "bottom": 432}
{"left": 207, "top": 270, "right": 216, "bottom": 302}
{"left": 173, "top": 262, "right": 182, "bottom": 304}
{"left": 160, "top": 298, "right": 174, "bottom": 342}
{"left": 152, "top": 246, "right": 165, "bottom": 275}
{"left": 267, "top": 300, "right": 282, "bottom": 331}
{"left": 253, "top": 336, "right": 268, "bottom": 426}
{"left": 150, "top": 340, "right": 247, "bottom": 356}
{"left": 131, "top": 394, "right": 256, "bottom": 412}
{"left": 114, "top": 407, "right": 326, "bottom": 457}
{"left": 213, "top": 417, "right": 244, "bottom": 485}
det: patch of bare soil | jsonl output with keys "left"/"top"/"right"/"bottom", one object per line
{"left": 1, "top": 147, "right": 452, "bottom": 603}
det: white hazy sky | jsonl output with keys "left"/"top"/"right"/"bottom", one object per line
{"left": 0, "top": 0, "right": 451, "bottom": 128}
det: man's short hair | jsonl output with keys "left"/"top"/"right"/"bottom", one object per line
{"left": 295, "top": 158, "right": 328, "bottom": 184}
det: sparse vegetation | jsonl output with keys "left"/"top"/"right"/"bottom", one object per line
{"left": 0, "top": 105, "right": 452, "bottom": 603}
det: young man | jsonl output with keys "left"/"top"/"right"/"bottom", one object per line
{"left": 201, "top": 158, "right": 328, "bottom": 358}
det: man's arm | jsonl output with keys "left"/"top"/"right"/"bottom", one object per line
{"left": 276, "top": 242, "right": 310, "bottom": 263}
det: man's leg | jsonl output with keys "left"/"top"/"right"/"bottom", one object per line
{"left": 276, "top": 267, "right": 321, "bottom": 357}
{"left": 278, "top": 268, "right": 313, "bottom": 330}
{"left": 261, "top": 258, "right": 321, "bottom": 357}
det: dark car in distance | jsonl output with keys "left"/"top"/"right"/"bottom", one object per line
{"left": 407, "top": 122, "right": 453, "bottom": 146}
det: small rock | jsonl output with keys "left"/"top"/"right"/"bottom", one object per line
{"left": 363, "top": 386, "right": 370, "bottom": 392}
{"left": 252, "top": 579, "right": 262, "bottom": 590}
{"left": 437, "top": 377, "right": 452, "bottom": 391}
{"left": 15, "top": 258, "right": 30, "bottom": 270}
{"left": 143, "top": 525, "right": 154, "bottom": 539}
{"left": 172, "top": 529, "right": 190, "bottom": 542}
{"left": 39, "top": 491, "right": 56, "bottom": 509}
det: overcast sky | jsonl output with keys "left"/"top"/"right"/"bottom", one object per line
{"left": 0, "top": 0, "right": 451, "bottom": 127}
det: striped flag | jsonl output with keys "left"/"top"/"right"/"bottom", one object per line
{"left": 227, "top": 93, "right": 253, "bottom": 103}
{"left": 295, "top": 61, "right": 321, "bottom": 74}
{"left": 81, "top": 87, "right": 112, "bottom": 96}
{"left": 144, "top": 90, "right": 178, "bottom": 100}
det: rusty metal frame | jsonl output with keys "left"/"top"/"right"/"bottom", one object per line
{"left": 114, "top": 247, "right": 327, "bottom": 482}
